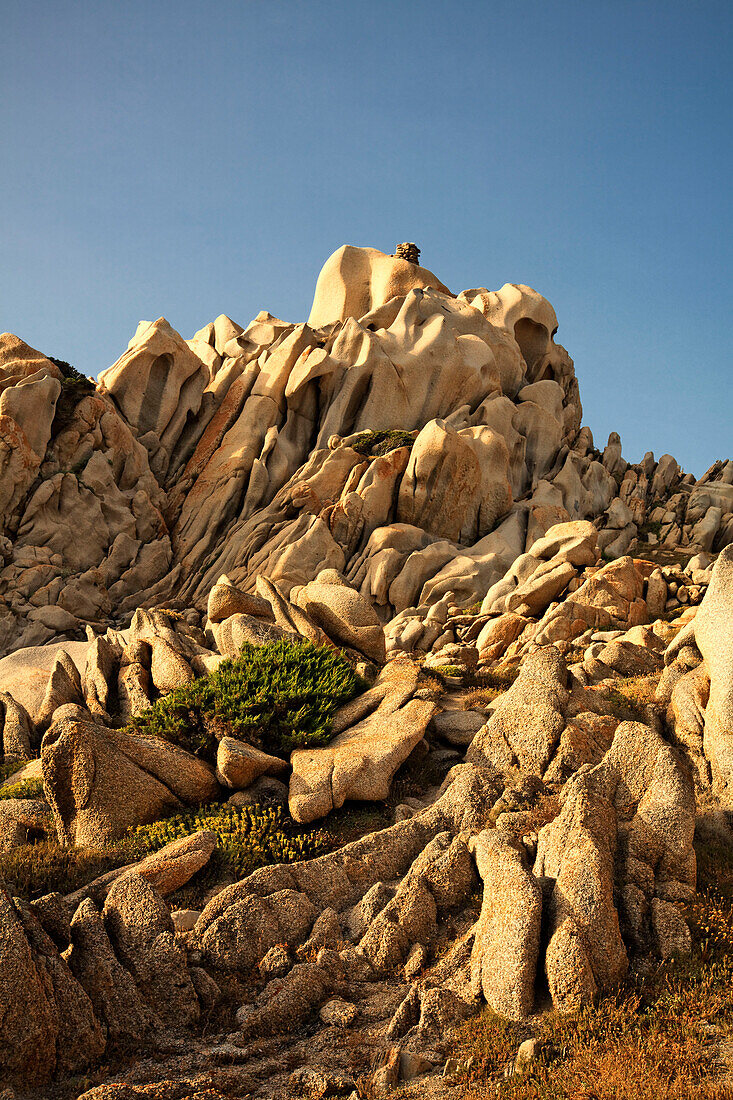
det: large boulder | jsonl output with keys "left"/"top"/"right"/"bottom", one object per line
{"left": 97, "top": 317, "right": 209, "bottom": 476}
{"left": 0, "top": 877, "right": 105, "bottom": 1089}
{"left": 467, "top": 648, "right": 569, "bottom": 779}
{"left": 307, "top": 244, "right": 452, "bottom": 328}
{"left": 469, "top": 830, "right": 542, "bottom": 1021}
{"left": 396, "top": 420, "right": 512, "bottom": 544}
{"left": 291, "top": 570, "right": 386, "bottom": 663}
{"left": 41, "top": 717, "right": 219, "bottom": 847}
{"left": 693, "top": 546, "right": 733, "bottom": 793}
{"left": 102, "top": 872, "right": 199, "bottom": 1027}
{"left": 289, "top": 659, "right": 434, "bottom": 823}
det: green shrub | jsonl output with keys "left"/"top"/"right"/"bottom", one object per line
{"left": 0, "top": 778, "right": 45, "bottom": 801}
{"left": 48, "top": 357, "right": 93, "bottom": 389}
{"left": 127, "top": 639, "right": 363, "bottom": 757}
{"left": 351, "top": 429, "right": 416, "bottom": 458}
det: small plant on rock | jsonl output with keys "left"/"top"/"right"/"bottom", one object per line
{"left": 0, "top": 777, "right": 44, "bottom": 801}
{"left": 351, "top": 429, "right": 416, "bottom": 458}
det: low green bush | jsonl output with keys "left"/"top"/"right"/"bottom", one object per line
{"left": 351, "top": 429, "right": 416, "bottom": 458}
{"left": 127, "top": 639, "right": 363, "bottom": 758}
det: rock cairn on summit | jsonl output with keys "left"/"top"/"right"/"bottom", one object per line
{"left": 0, "top": 244, "right": 731, "bottom": 1097}
{"left": 394, "top": 241, "right": 421, "bottom": 264}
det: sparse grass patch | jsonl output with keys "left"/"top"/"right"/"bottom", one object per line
{"left": 0, "top": 841, "right": 128, "bottom": 899}
{"left": 127, "top": 639, "right": 363, "bottom": 758}
{"left": 472, "top": 664, "right": 521, "bottom": 691}
{"left": 462, "top": 685, "right": 502, "bottom": 707}
{"left": 600, "top": 673, "right": 660, "bottom": 722}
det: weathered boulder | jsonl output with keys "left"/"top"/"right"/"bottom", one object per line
{"left": 0, "top": 877, "right": 58, "bottom": 1087}
{"left": 693, "top": 546, "right": 733, "bottom": 793}
{"left": 0, "top": 640, "right": 90, "bottom": 724}
{"left": 102, "top": 872, "right": 199, "bottom": 1027}
{"left": 68, "top": 897, "right": 152, "bottom": 1044}
{"left": 307, "top": 244, "right": 452, "bottom": 327}
{"left": 0, "top": 797, "right": 54, "bottom": 852}
{"left": 291, "top": 569, "right": 386, "bottom": 663}
{"left": 396, "top": 419, "right": 512, "bottom": 545}
{"left": 41, "top": 717, "right": 219, "bottom": 847}
{"left": 64, "top": 829, "right": 218, "bottom": 910}
{"left": 0, "top": 877, "right": 105, "bottom": 1090}
{"left": 467, "top": 648, "right": 568, "bottom": 779}
{"left": 0, "top": 689, "right": 33, "bottom": 757}
{"left": 469, "top": 830, "right": 542, "bottom": 1020}
{"left": 97, "top": 317, "right": 209, "bottom": 477}
{"left": 212, "top": 612, "right": 297, "bottom": 659}
{"left": 289, "top": 659, "right": 434, "bottom": 823}
{"left": 207, "top": 575, "right": 272, "bottom": 624}
{"left": 534, "top": 767, "right": 627, "bottom": 1012}
{"left": 216, "top": 737, "right": 288, "bottom": 790}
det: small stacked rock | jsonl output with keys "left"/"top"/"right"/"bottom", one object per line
{"left": 395, "top": 242, "right": 421, "bottom": 265}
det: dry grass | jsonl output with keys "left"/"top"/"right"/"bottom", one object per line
{"left": 462, "top": 686, "right": 503, "bottom": 708}
{"left": 597, "top": 673, "right": 661, "bottom": 723}
{"left": 452, "top": 837, "right": 733, "bottom": 1099}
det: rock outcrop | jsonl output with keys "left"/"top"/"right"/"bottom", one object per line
{"left": 0, "top": 243, "right": 730, "bottom": 1097}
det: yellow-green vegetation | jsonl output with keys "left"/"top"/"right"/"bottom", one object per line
{"left": 452, "top": 838, "right": 733, "bottom": 1099}
{"left": 124, "top": 803, "right": 327, "bottom": 878}
{"left": 0, "top": 760, "right": 24, "bottom": 783}
{"left": 601, "top": 673, "right": 660, "bottom": 722}
{"left": 0, "top": 800, "right": 328, "bottom": 900}
{"left": 351, "top": 428, "right": 416, "bottom": 458}
{"left": 0, "top": 777, "right": 44, "bottom": 801}
{"left": 127, "top": 639, "right": 363, "bottom": 758}
{"left": 473, "top": 663, "right": 520, "bottom": 691}
{"left": 435, "top": 664, "right": 466, "bottom": 679}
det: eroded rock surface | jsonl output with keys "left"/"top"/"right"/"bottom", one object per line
{"left": 0, "top": 245, "right": 730, "bottom": 1097}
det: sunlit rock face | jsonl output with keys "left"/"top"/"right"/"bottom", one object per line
{"left": 0, "top": 243, "right": 729, "bottom": 664}
{"left": 1, "top": 245, "right": 732, "bottom": 1098}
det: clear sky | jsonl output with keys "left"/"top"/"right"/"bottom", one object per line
{"left": 2, "top": 0, "right": 730, "bottom": 477}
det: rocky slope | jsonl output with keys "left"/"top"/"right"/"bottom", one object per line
{"left": 0, "top": 244, "right": 731, "bottom": 1098}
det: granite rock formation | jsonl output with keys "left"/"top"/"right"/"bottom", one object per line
{"left": 0, "top": 244, "right": 731, "bottom": 1097}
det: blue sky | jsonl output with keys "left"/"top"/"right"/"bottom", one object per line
{"left": 1, "top": 0, "right": 730, "bottom": 476}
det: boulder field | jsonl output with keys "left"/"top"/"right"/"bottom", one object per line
{"left": 0, "top": 244, "right": 731, "bottom": 1097}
